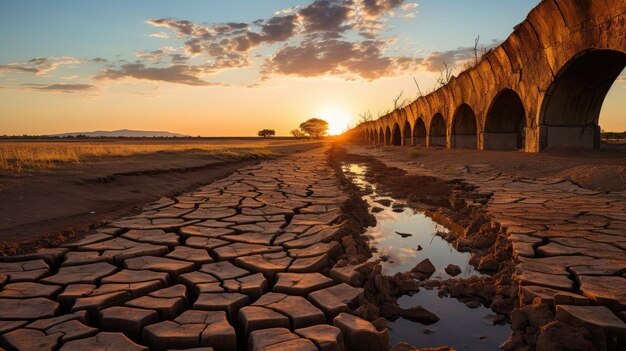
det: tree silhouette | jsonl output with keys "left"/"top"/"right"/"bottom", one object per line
{"left": 257, "top": 129, "right": 276, "bottom": 138}
{"left": 299, "top": 118, "right": 329, "bottom": 139}
{"left": 290, "top": 129, "right": 306, "bottom": 137}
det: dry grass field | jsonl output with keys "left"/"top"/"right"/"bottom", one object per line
{"left": 0, "top": 137, "right": 324, "bottom": 246}
{"left": 0, "top": 138, "right": 317, "bottom": 172}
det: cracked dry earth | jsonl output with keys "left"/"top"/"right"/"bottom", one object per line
{"left": 346, "top": 145, "right": 626, "bottom": 349}
{"left": 481, "top": 171, "right": 626, "bottom": 348}
{"left": 0, "top": 147, "right": 384, "bottom": 351}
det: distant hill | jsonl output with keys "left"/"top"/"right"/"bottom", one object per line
{"left": 47, "top": 129, "right": 189, "bottom": 138}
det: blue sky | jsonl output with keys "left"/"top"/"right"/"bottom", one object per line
{"left": 0, "top": 1, "right": 536, "bottom": 63}
{"left": 1, "top": 0, "right": 623, "bottom": 135}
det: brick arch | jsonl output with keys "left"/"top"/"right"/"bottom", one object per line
{"left": 348, "top": 0, "right": 625, "bottom": 152}
{"left": 390, "top": 123, "right": 401, "bottom": 146}
{"left": 413, "top": 117, "right": 427, "bottom": 146}
{"left": 452, "top": 104, "right": 478, "bottom": 149}
{"left": 485, "top": 88, "right": 526, "bottom": 150}
{"left": 384, "top": 126, "right": 391, "bottom": 145}
{"left": 402, "top": 120, "right": 412, "bottom": 146}
{"left": 429, "top": 113, "right": 447, "bottom": 147}
{"left": 539, "top": 49, "right": 626, "bottom": 149}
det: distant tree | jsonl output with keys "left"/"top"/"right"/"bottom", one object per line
{"left": 290, "top": 129, "right": 306, "bottom": 138}
{"left": 257, "top": 129, "right": 276, "bottom": 138}
{"left": 299, "top": 118, "right": 329, "bottom": 139}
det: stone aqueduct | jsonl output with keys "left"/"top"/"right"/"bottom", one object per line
{"left": 347, "top": 0, "right": 625, "bottom": 152}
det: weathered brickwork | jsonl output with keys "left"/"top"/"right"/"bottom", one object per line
{"left": 349, "top": 0, "right": 626, "bottom": 152}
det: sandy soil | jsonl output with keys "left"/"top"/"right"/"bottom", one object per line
{"left": 352, "top": 144, "right": 626, "bottom": 193}
{"left": 0, "top": 141, "right": 322, "bottom": 253}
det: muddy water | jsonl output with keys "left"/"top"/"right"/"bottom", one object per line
{"left": 341, "top": 162, "right": 510, "bottom": 351}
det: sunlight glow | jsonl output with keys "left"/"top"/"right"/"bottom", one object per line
{"left": 317, "top": 107, "right": 352, "bottom": 135}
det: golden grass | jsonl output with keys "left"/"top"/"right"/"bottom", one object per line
{"left": 0, "top": 139, "right": 316, "bottom": 172}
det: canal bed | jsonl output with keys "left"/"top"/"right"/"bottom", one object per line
{"left": 341, "top": 162, "right": 510, "bottom": 351}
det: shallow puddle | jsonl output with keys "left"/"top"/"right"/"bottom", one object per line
{"left": 341, "top": 162, "right": 510, "bottom": 350}
{"left": 391, "top": 290, "right": 509, "bottom": 350}
{"left": 341, "top": 162, "right": 478, "bottom": 277}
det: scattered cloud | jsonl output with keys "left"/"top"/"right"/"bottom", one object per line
{"left": 4, "top": 0, "right": 426, "bottom": 89}
{"left": 298, "top": 0, "right": 351, "bottom": 34}
{"left": 399, "top": 2, "right": 418, "bottom": 18}
{"left": 0, "top": 64, "right": 38, "bottom": 74}
{"left": 274, "top": 6, "right": 301, "bottom": 16}
{"left": 136, "top": 49, "right": 168, "bottom": 62}
{"left": 146, "top": 18, "right": 210, "bottom": 37}
{"left": 260, "top": 15, "right": 298, "bottom": 43}
{"left": 361, "top": 0, "right": 405, "bottom": 18}
{"left": 169, "top": 53, "right": 189, "bottom": 63}
{"left": 147, "top": 31, "right": 170, "bottom": 39}
{"left": 139, "top": 0, "right": 424, "bottom": 83}
{"left": 94, "top": 63, "right": 218, "bottom": 86}
{"left": 23, "top": 83, "right": 98, "bottom": 93}
{"left": 262, "top": 37, "right": 422, "bottom": 80}
{"left": 0, "top": 57, "right": 81, "bottom": 75}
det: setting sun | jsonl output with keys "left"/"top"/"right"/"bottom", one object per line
{"left": 317, "top": 107, "right": 352, "bottom": 136}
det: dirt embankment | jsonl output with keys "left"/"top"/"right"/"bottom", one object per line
{"left": 354, "top": 145, "right": 626, "bottom": 193}
{"left": 328, "top": 144, "right": 517, "bottom": 334}
{"left": 0, "top": 142, "right": 321, "bottom": 255}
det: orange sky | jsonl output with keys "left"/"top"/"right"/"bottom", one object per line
{"left": 0, "top": 0, "right": 624, "bottom": 136}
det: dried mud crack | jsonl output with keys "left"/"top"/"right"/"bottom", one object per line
{"left": 329, "top": 145, "right": 517, "bottom": 347}
{"left": 0, "top": 145, "right": 396, "bottom": 351}
{"left": 1, "top": 143, "right": 623, "bottom": 351}
{"left": 337, "top": 144, "right": 626, "bottom": 351}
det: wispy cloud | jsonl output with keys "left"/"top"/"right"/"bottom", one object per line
{"left": 420, "top": 40, "right": 500, "bottom": 73}
{"left": 0, "top": 57, "right": 81, "bottom": 75}
{"left": 135, "top": 49, "right": 168, "bottom": 63}
{"left": 274, "top": 6, "right": 301, "bottom": 16}
{"left": 147, "top": 32, "right": 170, "bottom": 39}
{"left": 421, "top": 47, "right": 476, "bottom": 73}
{"left": 23, "top": 83, "right": 98, "bottom": 93}
{"left": 94, "top": 63, "right": 220, "bottom": 86}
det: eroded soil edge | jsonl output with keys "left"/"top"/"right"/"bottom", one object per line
{"left": 328, "top": 144, "right": 518, "bottom": 349}
{"left": 0, "top": 158, "right": 262, "bottom": 256}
